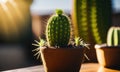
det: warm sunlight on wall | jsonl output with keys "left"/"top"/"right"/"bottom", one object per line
{"left": 0, "top": 0, "right": 31, "bottom": 41}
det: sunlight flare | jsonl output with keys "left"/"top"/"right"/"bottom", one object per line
{"left": 0, "top": 0, "right": 31, "bottom": 41}
{"left": 0, "top": 0, "right": 8, "bottom": 4}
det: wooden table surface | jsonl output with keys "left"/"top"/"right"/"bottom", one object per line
{"left": 3, "top": 63, "right": 120, "bottom": 72}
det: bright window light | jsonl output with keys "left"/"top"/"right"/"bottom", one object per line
{"left": 0, "top": 0, "right": 8, "bottom": 4}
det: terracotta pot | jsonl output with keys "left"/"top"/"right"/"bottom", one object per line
{"left": 40, "top": 47, "right": 85, "bottom": 72}
{"left": 95, "top": 44, "right": 120, "bottom": 68}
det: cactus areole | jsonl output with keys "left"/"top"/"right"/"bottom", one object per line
{"left": 46, "top": 9, "right": 71, "bottom": 47}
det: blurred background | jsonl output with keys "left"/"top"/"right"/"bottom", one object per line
{"left": 0, "top": 0, "right": 120, "bottom": 71}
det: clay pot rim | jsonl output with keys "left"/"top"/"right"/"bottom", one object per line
{"left": 95, "top": 44, "right": 120, "bottom": 49}
{"left": 40, "top": 46, "right": 85, "bottom": 50}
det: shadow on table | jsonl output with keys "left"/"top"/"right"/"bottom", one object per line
{"left": 0, "top": 45, "right": 42, "bottom": 71}
{"left": 98, "top": 66, "right": 120, "bottom": 72}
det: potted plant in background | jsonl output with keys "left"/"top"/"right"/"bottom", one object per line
{"left": 33, "top": 9, "right": 89, "bottom": 72}
{"left": 95, "top": 26, "right": 120, "bottom": 68}
{"left": 71, "top": 0, "right": 112, "bottom": 62}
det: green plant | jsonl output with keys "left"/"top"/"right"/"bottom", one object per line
{"left": 46, "top": 9, "right": 70, "bottom": 47}
{"left": 32, "top": 9, "right": 90, "bottom": 60}
{"left": 74, "top": 37, "right": 90, "bottom": 60}
{"left": 32, "top": 37, "right": 47, "bottom": 59}
{"left": 107, "top": 27, "right": 120, "bottom": 46}
{"left": 72, "top": 0, "right": 112, "bottom": 44}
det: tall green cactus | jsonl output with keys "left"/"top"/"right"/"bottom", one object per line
{"left": 72, "top": 0, "right": 112, "bottom": 44}
{"left": 72, "top": 0, "right": 89, "bottom": 42}
{"left": 46, "top": 9, "right": 70, "bottom": 47}
{"left": 107, "top": 27, "right": 120, "bottom": 46}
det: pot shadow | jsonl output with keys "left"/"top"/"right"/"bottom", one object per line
{"left": 98, "top": 66, "right": 120, "bottom": 72}
{"left": 97, "top": 66, "right": 120, "bottom": 72}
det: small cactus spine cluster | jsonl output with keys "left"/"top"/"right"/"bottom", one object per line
{"left": 46, "top": 9, "right": 70, "bottom": 47}
{"left": 107, "top": 27, "right": 120, "bottom": 46}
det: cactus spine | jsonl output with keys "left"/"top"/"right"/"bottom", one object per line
{"left": 46, "top": 9, "right": 70, "bottom": 47}
{"left": 107, "top": 27, "right": 120, "bottom": 46}
{"left": 72, "top": 0, "right": 112, "bottom": 44}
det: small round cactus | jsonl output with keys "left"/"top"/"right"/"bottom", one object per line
{"left": 107, "top": 27, "right": 120, "bottom": 46}
{"left": 46, "top": 9, "right": 71, "bottom": 47}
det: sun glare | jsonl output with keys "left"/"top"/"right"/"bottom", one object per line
{"left": 0, "top": 0, "right": 31, "bottom": 41}
{"left": 0, "top": 0, "right": 8, "bottom": 4}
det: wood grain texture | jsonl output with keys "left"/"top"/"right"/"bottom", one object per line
{"left": 3, "top": 63, "right": 120, "bottom": 72}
